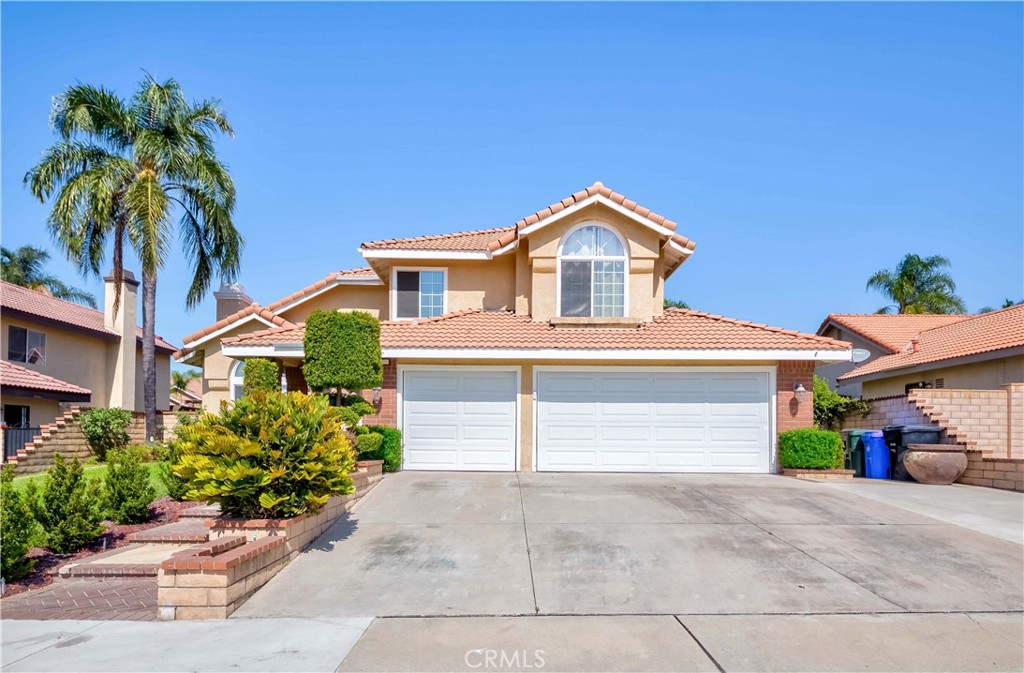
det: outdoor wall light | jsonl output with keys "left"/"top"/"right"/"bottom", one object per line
{"left": 793, "top": 382, "right": 808, "bottom": 403}
{"left": 372, "top": 387, "right": 383, "bottom": 405}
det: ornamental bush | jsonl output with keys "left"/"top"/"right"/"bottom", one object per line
{"left": 303, "top": 310, "right": 382, "bottom": 395}
{"left": 342, "top": 393, "right": 375, "bottom": 417}
{"left": 367, "top": 425, "right": 402, "bottom": 472}
{"left": 25, "top": 455, "right": 105, "bottom": 553}
{"left": 813, "top": 376, "right": 870, "bottom": 431}
{"left": 79, "top": 407, "right": 132, "bottom": 461}
{"left": 779, "top": 428, "right": 845, "bottom": 470}
{"left": 173, "top": 391, "right": 356, "bottom": 519}
{"left": 104, "top": 446, "right": 156, "bottom": 524}
{"left": 355, "top": 432, "right": 383, "bottom": 455}
{"left": 1, "top": 465, "right": 37, "bottom": 580}
{"left": 243, "top": 358, "right": 280, "bottom": 395}
{"left": 156, "top": 442, "right": 191, "bottom": 501}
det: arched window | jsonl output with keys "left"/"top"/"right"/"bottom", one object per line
{"left": 230, "top": 360, "right": 245, "bottom": 401}
{"left": 558, "top": 224, "right": 627, "bottom": 317}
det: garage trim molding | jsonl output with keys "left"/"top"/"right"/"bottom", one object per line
{"left": 531, "top": 365, "right": 778, "bottom": 473}
{"left": 397, "top": 364, "right": 522, "bottom": 471}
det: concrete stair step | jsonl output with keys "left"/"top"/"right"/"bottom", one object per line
{"left": 128, "top": 519, "right": 209, "bottom": 544}
{"left": 178, "top": 504, "right": 221, "bottom": 519}
{"left": 58, "top": 562, "right": 159, "bottom": 578}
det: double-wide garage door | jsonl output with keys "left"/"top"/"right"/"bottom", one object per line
{"left": 401, "top": 368, "right": 772, "bottom": 473}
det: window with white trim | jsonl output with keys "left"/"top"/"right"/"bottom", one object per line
{"left": 394, "top": 269, "right": 446, "bottom": 319}
{"left": 230, "top": 361, "right": 246, "bottom": 401}
{"left": 7, "top": 326, "right": 46, "bottom": 365}
{"left": 558, "top": 225, "right": 626, "bottom": 317}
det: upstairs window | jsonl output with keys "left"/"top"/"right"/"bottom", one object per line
{"left": 7, "top": 326, "right": 46, "bottom": 365}
{"left": 558, "top": 225, "right": 627, "bottom": 317}
{"left": 394, "top": 269, "right": 446, "bottom": 319}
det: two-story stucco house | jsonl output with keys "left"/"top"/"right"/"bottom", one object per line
{"left": 177, "top": 183, "right": 852, "bottom": 474}
{"left": 1, "top": 272, "right": 175, "bottom": 433}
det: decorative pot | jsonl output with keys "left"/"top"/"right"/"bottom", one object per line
{"left": 903, "top": 445, "right": 968, "bottom": 485}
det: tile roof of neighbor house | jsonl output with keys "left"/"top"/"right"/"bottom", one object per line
{"left": 360, "top": 182, "right": 697, "bottom": 253}
{"left": 818, "top": 313, "right": 974, "bottom": 353}
{"left": 838, "top": 304, "right": 1024, "bottom": 381}
{"left": 1, "top": 359, "right": 91, "bottom": 397}
{"left": 180, "top": 303, "right": 295, "bottom": 346}
{"left": 0, "top": 281, "right": 177, "bottom": 352}
{"left": 264, "top": 267, "right": 380, "bottom": 312}
{"left": 222, "top": 309, "right": 850, "bottom": 352}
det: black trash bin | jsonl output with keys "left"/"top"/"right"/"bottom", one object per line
{"left": 882, "top": 424, "right": 944, "bottom": 480}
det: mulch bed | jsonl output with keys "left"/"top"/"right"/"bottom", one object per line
{"left": 1, "top": 497, "right": 200, "bottom": 599}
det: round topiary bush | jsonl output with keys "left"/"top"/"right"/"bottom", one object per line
{"left": 779, "top": 428, "right": 845, "bottom": 470}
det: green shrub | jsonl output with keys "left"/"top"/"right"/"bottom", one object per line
{"left": 367, "top": 425, "right": 402, "bottom": 472}
{"left": 173, "top": 391, "right": 356, "bottom": 519}
{"left": 355, "top": 432, "right": 383, "bottom": 455}
{"left": 79, "top": 408, "right": 132, "bottom": 461}
{"left": 104, "top": 446, "right": 156, "bottom": 524}
{"left": 303, "top": 310, "right": 382, "bottom": 394}
{"left": 25, "top": 455, "right": 105, "bottom": 553}
{"left": 155, "top": 443, "right": 191, "bottom": 501}
{"left": 243, "top": 358, "right": 280, "bottom": 395}
{"left": 342, "top": 393, "right": 375, "bottom": 417}
{"left": 779, "top": 428, "right": 845, "bottom": 470}
{"left": 1, "top": 465, "right": 37, "bottom": 580}
{"left": 813, "top": 376, "right": 870, "bottom": 431}
{"left": 335, "top": 406, "right": 361, "bottom": 428}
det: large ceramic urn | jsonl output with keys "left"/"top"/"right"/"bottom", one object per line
{"left": 903, "top": 444, "right": 968, "bottom": 485}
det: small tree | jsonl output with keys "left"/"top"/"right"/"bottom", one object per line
{"left": 242, "top": 358, "right": 280, "bottom": 395}
{"left": 25, "top": 455, "right": 104, "bottom": 554}
{"left": 79, "top": 408, "right": 132, "bottom": 460}
{"left": 813, "top": 376, "right": 870, "bottom": 431}
{"left": 105, "top": 446, "right": 156, "bottom": 524}
{"left": 303, "top": 310, "right": 382, "bottom": 400}
{"left": 1, "top": 465, "right": 37, "bottom": 580}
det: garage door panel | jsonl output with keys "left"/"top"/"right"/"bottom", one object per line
{"left": 402, "top": 369, "right": 517, "bottom": 472}
{"left": 537, "top": 370, "right": 771, "bottom": 474}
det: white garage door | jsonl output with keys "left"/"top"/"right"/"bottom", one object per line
{"left": 401, "top": 368, "right": 518, "bottom": 471}
{"left": 537, "top": 369, "right": 772, "bottom": 473}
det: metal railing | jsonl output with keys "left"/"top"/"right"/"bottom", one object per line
{"left": 3, "top": 427, "right": 40, "bottom": 461}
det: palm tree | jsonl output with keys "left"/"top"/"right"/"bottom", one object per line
{"left": 1, "top": 245, "right": 97, "bottom": 308}
{"left": 171, "top": 368, "right": 201, "bottom": 394}
{"left": 663, "top": 298, "right": 689, "bottom": 309}
{"left": 866, "top": 254, "right": 967, "bottom": 314}
{"left": 980, "top": 299, "right": 1023, "bottom": 313}
{"left": 25, "top": 76, "right": 242, "bottom": 440}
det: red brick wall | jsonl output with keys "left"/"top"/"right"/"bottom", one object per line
{"left": 776, "top": 361, "right": 815, "bottom": 472}
{"left": 360, "top": 359, "right": 398, "bottom": 427}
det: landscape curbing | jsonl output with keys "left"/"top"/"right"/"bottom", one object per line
{"left": 782, "top": 468, "right": 855, "bottom": 482}
{"left": 157, "top": 459, "right": 384, "bottom": 620}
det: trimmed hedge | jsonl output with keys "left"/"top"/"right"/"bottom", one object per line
{"left": 367, "top": 425, "right": 402, "bottom": 472}
{"left": 779, "top": 428, "right": 845, "bottom": 470}
{"left": 243, "top": 358, "right": 280, "bottom": 395}
{"left": 303, "top": 310, "right": 382, "bottom": 394}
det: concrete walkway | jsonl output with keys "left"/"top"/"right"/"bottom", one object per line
{"left": 821, "top": 478, "right": 1024, "bottom": 544}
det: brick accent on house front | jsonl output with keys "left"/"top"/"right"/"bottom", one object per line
{"left": 775, "top": 361, "right": 816, "bottom": 473}
{"left": 360, "top": 359, "right": 398, "bottom": 427}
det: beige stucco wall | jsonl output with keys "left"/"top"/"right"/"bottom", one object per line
{"left": 860, "top": 355, "right": 1024, "bottom": 398}
{"left": 1, "top": 394, "right": 62, "bottom": 428}
{"left": 280, "top": 285, "right": 389, "bottom": 323}
{"left": 526, "top": 203, "right": 663, "bottom": 323}
{"left": 132, "top": 348, "right": 171, "bottom": 412}
{"left": 370, "top": 257, "right": 517, "bottom": 320}
{"left": 815, "top": 328, "right": 889, "bottom": 397}
{"left": 399, "top": 357, "right": 780, "bottom": 472}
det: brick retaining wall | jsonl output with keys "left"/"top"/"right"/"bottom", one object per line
{"left": 957, "top": 451, "right": 1024, "bottom": 492}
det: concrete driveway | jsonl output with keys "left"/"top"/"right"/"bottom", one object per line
{"left": 234, "top": 472, "right": 1024, "bottom": 619}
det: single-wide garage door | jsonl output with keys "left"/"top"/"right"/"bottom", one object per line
{"left": 402, "top": 369, "right": 517, "bottom": 471}
{"left": 537, "top": 369, "right": 771, "bottom": 473}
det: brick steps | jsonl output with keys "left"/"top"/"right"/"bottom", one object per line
{"left": 128, "top": 519, "right": 209, "bottom": 544}
{"left": 178, "top": 505, "right": 221, "bottom": 519}
{"left": 58, "top": 562, "right": 159, "bottom": 578}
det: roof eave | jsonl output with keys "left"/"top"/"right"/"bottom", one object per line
{"left": 838, "top": 345, "right": 1024, "bottom": 382}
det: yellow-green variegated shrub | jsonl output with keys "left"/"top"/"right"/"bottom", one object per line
{"left": 173, "top": 391, "right": 355, "bottom": 518}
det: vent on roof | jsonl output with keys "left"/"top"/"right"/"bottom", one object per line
{"left": 934, "top": 378, "right": 945, "bottom": 389}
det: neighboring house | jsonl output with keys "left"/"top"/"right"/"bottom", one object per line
{"left": 170, "top": 378, "right": 203, "bottom": 411}
{"left": 1, "top": 272, "right": 176, "bottom": 432}
{"left": 177, "top": 182, "right": 852, "bottom": 474}
{"left": 818, "top": 308, "right": 1024, "bottom": 398}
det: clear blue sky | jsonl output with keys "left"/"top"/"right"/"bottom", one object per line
{"left": 3, "top": 2, "right": 1022, "bottom": 360}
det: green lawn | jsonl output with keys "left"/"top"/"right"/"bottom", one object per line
{"left": 11, "top": 462, "right": 168, "bottom": 498}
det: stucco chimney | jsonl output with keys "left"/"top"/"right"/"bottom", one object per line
{"left": 213, "top": 282, "right": 253, "bottom": 320}
{"left": 104, "top": 270, "right": 139, "bottom": 410}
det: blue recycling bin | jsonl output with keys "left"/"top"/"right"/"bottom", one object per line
{"left": 863, "top": 431, "right": 890, "bottom": 480}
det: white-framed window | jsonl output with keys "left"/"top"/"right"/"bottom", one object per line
{"left": 557, "top": 223, "right": 628, "bottom": 317}
{"left": 7, "top": 326, "right": 46, "bottom": 365}
{"left": 230, "top": 360, "right": 246, "bottom": 401}
{"left": 391, "top": 267, "right": 447, "bottom": 320}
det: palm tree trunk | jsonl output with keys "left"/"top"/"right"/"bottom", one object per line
{"left": 142, "top": 271, "right": 158, "bottom": 441}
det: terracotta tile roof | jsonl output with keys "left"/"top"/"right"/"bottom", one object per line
{"left": 1, "top": 281, "right": 177, "bottom": 353}
{"left": 181, "top": 303, "right": 294, "bottom": 346}
{"left": 361, "top": 226, "right": 517, "bottom": 252}
{"left": 223, "top": 309, "right": 849, "bottom": 353}
{"left": 1, "top": 359, "right": 91, "bottom": 397}
{"left": 264, "top": 268, "right": 381, "bottom": 312}
{"left": 839, "top": 305, "right": 1024, "bottom": 380}
{"left": 358, "top": 182, "right": 697, "bottom": 254}
{"left": 818, "top": 313, "right": 973, "bottom": 353}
